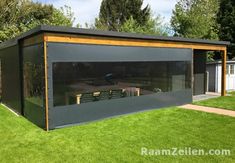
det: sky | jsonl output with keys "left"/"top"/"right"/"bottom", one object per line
{"left": 33, "top": 0, "right": 178, "bottom": 27}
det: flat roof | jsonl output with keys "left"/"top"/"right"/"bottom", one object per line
{"left": 0, "top": 25, "right": 230, "bottom": 49}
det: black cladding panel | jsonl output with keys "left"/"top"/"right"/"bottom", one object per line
{"left": 0, "top": 45, "right": 22, "bottom": 114}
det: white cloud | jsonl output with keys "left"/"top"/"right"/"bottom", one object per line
{"left": 144, "top": 0, "right": 178, "bottom": 24}
{"left": 34, "top": 0, "right": 178, "bottom": 27}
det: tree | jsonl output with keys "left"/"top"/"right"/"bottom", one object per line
{"left": 95, "top": 0, "right": 150, "bottom": 31}
{"left": 120, "top": 15, "right": 168, "bottom": 36}
{"left": 217, "top": 0, "right": 235, "bottom": 42}
{"left": 0, "top": 0, "right": 75, "bottom": 42}
{"left": 217, "top": 0, "right": 235, "bottom": 58}
{"left": 50, "top": 5, "right": 75, "bottom": 27}
{"left": 171, "top": 0, "right": 219, "bottom": 40}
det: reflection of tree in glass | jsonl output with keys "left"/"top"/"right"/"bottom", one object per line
{"left": 24, "top": 62, "right": 43, "bottom": 99}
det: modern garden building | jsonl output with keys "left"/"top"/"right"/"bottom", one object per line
{"left": 0, "top": 25, "right": 229, "bottom": 130}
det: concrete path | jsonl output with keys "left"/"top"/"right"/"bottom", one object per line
{"left": 180, "top": 104, "right": 235, "bottom": 117}
{"left": 193, "top": 92, "right": 220, "bottom": 102}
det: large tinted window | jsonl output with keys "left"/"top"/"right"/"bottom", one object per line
{"left": 23, "top": 47, "right": 44, "bottom": 110}
{"left": 53, "top": 61, "right": 191, "bottom": 106}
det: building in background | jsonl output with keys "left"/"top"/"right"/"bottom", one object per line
{"left": 207, "top": 60, "right": 235, "bottom": 92}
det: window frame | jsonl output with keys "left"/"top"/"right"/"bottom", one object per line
{"left": 230, "top": 64, "right": 235, "bottom": 75}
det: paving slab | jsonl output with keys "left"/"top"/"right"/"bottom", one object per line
{"left": 180, "top": 104, "right": 235, "bottom": 117}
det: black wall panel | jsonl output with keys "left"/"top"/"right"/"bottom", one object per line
{"left": 0, "top": 45, "right": 22, "bottom": 114}
{"left": 47, "top": 43, "right": 192, "bottom": 62}
{"left": 193, "top": 50, "right": 207, "bottom": 95}
{"left": 49, "top": 89, "right": 192, "bottom": 129}
{"left": 47, "top": 43, "right": 193, "bottom": 129}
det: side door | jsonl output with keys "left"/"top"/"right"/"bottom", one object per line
{"left": 227, "top": 64, "right": 235, "bottom": 90}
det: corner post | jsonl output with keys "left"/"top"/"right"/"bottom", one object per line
{"left": 221, "top": 48, "right": 227, "bottom": 96}
{"left": 43, "top": 35, "right": 49, "bottom": 131}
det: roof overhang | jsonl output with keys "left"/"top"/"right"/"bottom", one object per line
{"left": 0, "top": 25, "right": 230, "bottom": 50}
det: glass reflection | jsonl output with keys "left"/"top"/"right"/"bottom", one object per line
{"left": 23, "top": 62, "right": 44, "bottom": 108}
{"left": 53, "top": 62, "right": 191, "bottom": 106}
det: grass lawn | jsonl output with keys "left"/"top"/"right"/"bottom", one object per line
{"left": 194, "top": 92, "right": 235, "bottom": 111}
{"left": 0, "top": 105, "right": 234, "bottom": 163}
